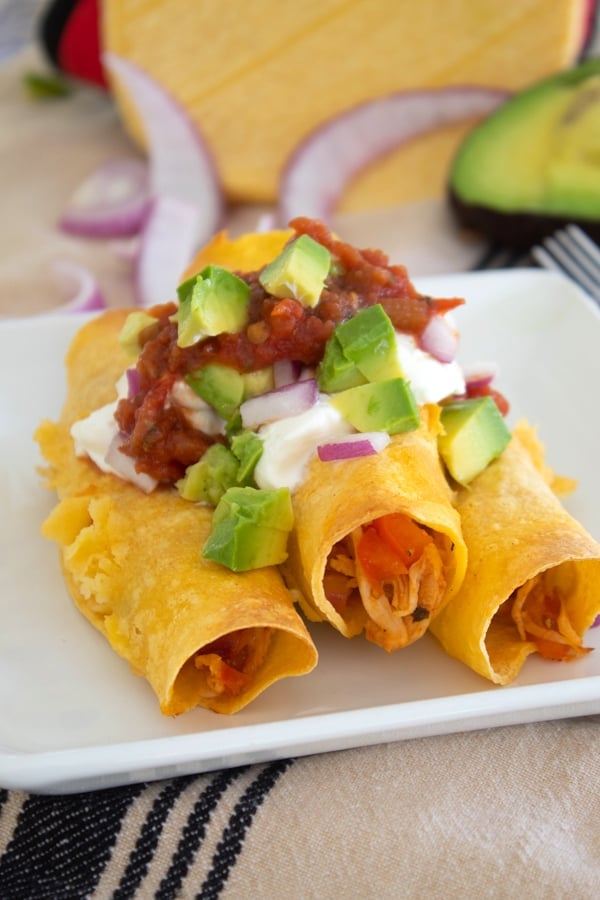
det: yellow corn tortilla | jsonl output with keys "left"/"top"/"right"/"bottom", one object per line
{"left": 36, "top": 309, "right": 317, "bottom": 715}
{"left": 283, "top": 406, "right": 468, "bottom": 652}
{"left": 430, "top": 422, "right": 600, "bottom": 684}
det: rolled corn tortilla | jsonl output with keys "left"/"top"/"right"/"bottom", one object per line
{"left": 36, "top": 309, "right": 317, "bottom": 715}
{"left": 181, "top": 230, "right": 468, "bottom": 654}
{"left": 429, "top": 422, "right": 600, "bottom": 684}
{"left": 283, "top": 405, "right": 468, "bottom": 652}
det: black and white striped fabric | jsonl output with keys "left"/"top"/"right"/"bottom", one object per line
{"left": 0, "top": 760, "right": 292, "bottom": 898}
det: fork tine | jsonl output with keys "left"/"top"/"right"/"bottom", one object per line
{"left": 555, "top": 226, "right": 600, "bottom": 285}
{"left": 533, "top": 229, "right": 600, "bottom": 303}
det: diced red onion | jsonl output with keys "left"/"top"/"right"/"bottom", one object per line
{"left": 47, "top": 259, "right": 107, "bottom": 314}
{"left": 58, "top": 157, "right": 151, "bottom": 239}
{"left": 240, "top": 378, "right": 319, "bottom": 429}
{"left": 126, "top": 367, "right": 141, "bottom": 398}
{"left": 418, "top": 314, "right": 459, "bottom": 363}
{"left": 134, "top": 195, "right": 201, "bottom": 307}
{"left": 278, "top": 86, "right": 509, "bottom": 223}
{"left": 318, "top": 432, "right": 391, "bottom": 461}
{"left": 105, "top": 433, "right": 157, "bottom": 493}
{"left": 273, "top": 359, "right": 302, "bottom": 388}
{"left": 591, "top": 614, "right": 600, "bottom": 629}
{"left": 463, "top": 362, "right": 499, "bottom": 390}
{"left": 103, "top": 53, "right": 223, "bottom": 251}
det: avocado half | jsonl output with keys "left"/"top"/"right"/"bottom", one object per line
{"left": 448, "top": 58, "right": 600, "bottom": 248}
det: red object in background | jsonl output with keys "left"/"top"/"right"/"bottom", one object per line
{"left": 39, "top": 0, "right": 107, "bottom": 88}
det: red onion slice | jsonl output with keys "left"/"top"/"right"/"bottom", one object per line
{"left": 103, "top": 52, "right": 223, "bottom": 250}
{"left": 241, "top": 378, "right": 319, "bottom": 429}
{"left": 463, "top": 362, "right": 499, "bottom": 390}
{"left": 58, "top": 157, "right": 151, "bottom": 238}
{"left": 278, "top": 86, "right": 509, "bottom": 223}
{"left": 418, "top": 314, "right": 459, "bottom": 363}
{"left": 135, "top": 195, "right": 201, "bottom": 307}
{"left": 47, "top": 259, "right": 107, "bottom": 314}
{"left": 318, "top": 432, "right": 391, "bottom": 461}
{"left": 273, "top": 359, "right": 302, "bottom": 388}
{"left": 126, "top": 367, "right": 141, "bottom": 398}
{"left": 105, "top": 433, "right": 157, "bottom": 493}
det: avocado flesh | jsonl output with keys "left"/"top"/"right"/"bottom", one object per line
{"left": 438, "top": 397, "right": 511, "bottom": 486}
{"left": 202, "top": 486, "right": 294, "bottom": 571}
{"left": 331, "top": 378, "right": 419, "bottom": 434}
{"left": 449, "top": 59, "right": 600, "bottom": 246}
{"left": 259, "top": 234, "right": 331, "bottom": 307}
{"left": 177, "top": 265, "right": 250, "bottom": 347}
{"left": 187, "top": 363, "right": 245, "bottom": 419}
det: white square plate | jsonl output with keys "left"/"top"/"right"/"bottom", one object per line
{"left": 1, "top": 268, "right": 599, "bottom": 794}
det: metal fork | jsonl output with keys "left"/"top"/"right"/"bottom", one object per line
{"left": 531, "top": 225, "right": 600, "bottom": 306}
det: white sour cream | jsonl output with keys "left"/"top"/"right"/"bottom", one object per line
{"left": 254, "top": 396, "right": 354, "bottom": 492}
{"left": 395, "top": 332, "right": 465, "bottom": 405}
{"left": 70, "top": 373, "right": 128, "bottom": 474}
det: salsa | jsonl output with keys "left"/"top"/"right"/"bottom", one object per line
{"left": 115, "top": 219, "right": 464, "bottom": 483}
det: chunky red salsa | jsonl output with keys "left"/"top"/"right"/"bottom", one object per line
{"left": 115, "top": 219, "right": 464, "bottom": 483}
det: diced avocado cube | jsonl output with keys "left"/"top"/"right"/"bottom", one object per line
{"left": 330, "top": 378, "right": 419, "bottom": 434}
{"left": 176, "top": 443, "right": 239, "bottom": 506}
{"left": 334, "top": 304, "right": 404, "bottom": 382}
{"left": 202, "top": 486, "right": 294, "bottom": 571}
{"left": 177, "top": 265, "right": 250, "bottom": 348}
{"left": 259, "top": 234, "right": 330, "bottom": 308}
{"left": 242, "top": 366, "right": 274, "bottom": 399}
{"left": 186, "top": 364, "right": 245, "bottom": 419}
{"left": 230, "top": 431, "right": 263, "bottom": 484}
{"left": 118, "top": 311, "right": 157, "bottom": 356}
{"left": 317, "top": 334, "right": 368, "bottom": 393}
{"left": 439, "top": 396, "right": 511, "bottom": 485}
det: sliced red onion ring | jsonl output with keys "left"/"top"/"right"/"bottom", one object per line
{"left": 110, "top": 235, "right": 141, "bottom": 263}
{"left": 135, "top": 195, "right": 201, "bottom": 307}
{"left": 48, "top": 259, "right": 107, "bottom": 314}
{"left": 58, "top": 157, "right": 151, "bottom": 238}
{"left": 240, "top": 378, "right": 319, "bottom": 429}
{"left": 105, "top": 433, "right": 157, "bottom": 494}
{"left": 103, "top": 52, "right": 223, "bottom": 250}
{"left": 418, "top": 314, "right": 459, "bottom": 363}
{"left": 273, "top": 358, "right": 302, "bottom": 388}
{"left": 463, "top": 362, "right": 499, "bottom": 390}
{"left": 318, "top": 432, "right": 391, "bottom": 461}
{"left": 278, "top": 86, "right": 509, "bottom": 223}
{"left": 126, "top": 367, "right": 141, "bottom": 398}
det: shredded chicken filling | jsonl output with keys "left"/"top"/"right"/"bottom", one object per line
{"left": 508, "top": 576, "right": 590, "bottom": 661}
{"left": 323, "top": 515, "right": 447, "bottom": 652}
{"left": 193, "top": 627, "right": 273, "bottom": 697}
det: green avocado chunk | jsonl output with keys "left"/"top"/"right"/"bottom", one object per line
{"left": 259, "top": 234, "right": 331, "bottom": 307}
{"left": 186, "top": 364, "right": 245, "bottom": 420}
{"left": 177, "top": 265, "right": 250, "bottom": 347}
{"left": 317, "top": 334, "right": 367, "bottom": 393}
{"left": 242, "top": 366, "right": 274, "bottom": 399}
{"left": 438, "top": 396, "right": 511, "bottom": 485}
{"left": 118, "top": 311, "right": 157, "bottom": 356}
{"left": 176, "top": 443, "right": 239, "bottom": 506}
{"left": 330, "top": 378, "right": 419, "bottom": 434}
{"left": 334, "top": 304, "right": 404, "bottom": 382}
{"left": 448, "top": 58, "right": 600, "bottom": 247}
{"left": 202, "top": 486, "right": 294, "bottom": 571}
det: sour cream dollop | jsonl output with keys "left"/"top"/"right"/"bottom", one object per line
{"left": 254, "top": 396, "right": 353, "bottom": 491}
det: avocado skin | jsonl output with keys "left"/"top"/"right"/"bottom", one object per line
{"left": 448, "top": 192, "right": 600, "bottom": 250}
{"left": 447, "top": 58, "right": 600, "bottom": 249}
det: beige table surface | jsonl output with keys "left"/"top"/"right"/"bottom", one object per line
{"left": 0, "top": 38, "right": 599, "bottom": 900}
